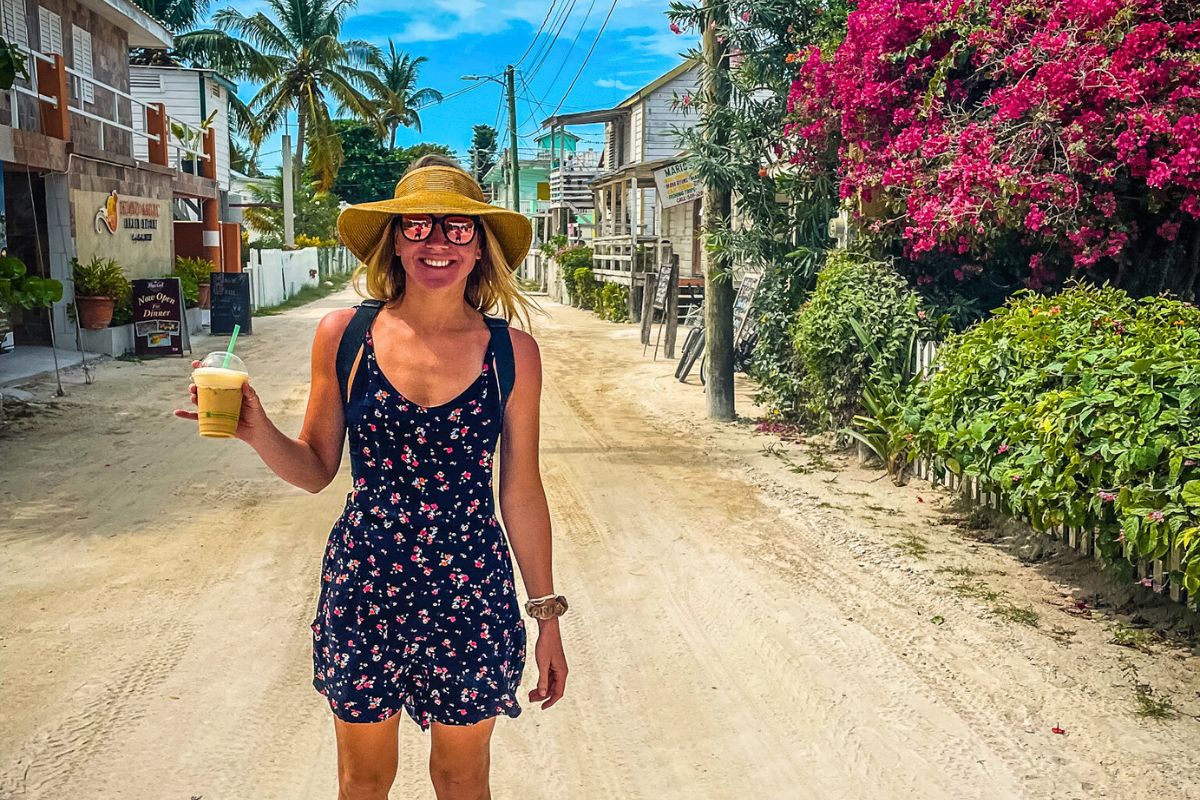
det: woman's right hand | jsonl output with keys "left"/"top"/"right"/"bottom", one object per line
{"left": 173, "top": 360, "right": 272, "bottom": 445}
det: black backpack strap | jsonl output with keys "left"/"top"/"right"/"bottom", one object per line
{"left": 484, "top": 315, "right": 516, "bottom": 417}
{"left": 336, "top": 299, "right": 385, "bottom": 407}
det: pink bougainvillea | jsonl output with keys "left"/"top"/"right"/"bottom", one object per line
{"left": 784, "top": 0, "right": 1200, "bottom": 283}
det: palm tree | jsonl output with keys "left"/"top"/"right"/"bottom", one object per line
{"left": 365, "top": 41, "right": 443, "bottom": 150}
{"left": 128, "top": 0, "right": 211, "bottom": 64}
{"left": 177, "top": 0, "right": 386, "bottom": 190}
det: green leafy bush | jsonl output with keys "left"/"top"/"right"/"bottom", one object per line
{"left": 554, "top": 246, "right": 592, "bottom": 305}
{"left": 596, "top": 282, "right": 630, "bottom": 322}
{"left": 71, "top": 256, "right": 132, "bottom": 326}
{"left": 789, "top": 250, "right": 924, "bottom": 429}
{"left": 904, "top": 282, "right": 1200, "bottom": 596}
{"left": 539, "top": 234, "right": 567, "bottom": 258}
{"left": 0, "top": 255, "right": 63, "bottom": 313}
{"left": 168, "top": 257, "right": 215, "bottom": 308}
{"left": 573, "top": 267, "right": 598, "bottom": 311}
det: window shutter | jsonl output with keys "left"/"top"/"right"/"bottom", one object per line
{"left": 38, "top": 7, "right": 61, "bottom": 55}
{"left": 71, "top": 24, "right": 93, "bottom": 103}
{"left": 2, "top": 0, "right": 29, "bottom": 48}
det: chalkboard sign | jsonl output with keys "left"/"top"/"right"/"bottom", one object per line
{"left": 132, "top": 277, "right": 186, "bottom": 356}
{"left": 652, "top": 261, "right": 673, "bottom": 310}
{"left": 732, "top": 273, "right": 762, "bottom": 344}
{"left": 209, "top": 271, "right": 252, "bottom": 336}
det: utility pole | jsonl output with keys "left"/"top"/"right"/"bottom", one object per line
{"left": 701, "top": 1, "right": 734, "bottom": 420}
{"left": 281, "top": 133, "right": 295, "bottom": 247}
{"left": 506, "top": 65, "right": 521, "bottom": 213}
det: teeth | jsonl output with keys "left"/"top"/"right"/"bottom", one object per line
{"left": 424, "top": 259, "right": 451, "bottom": 267}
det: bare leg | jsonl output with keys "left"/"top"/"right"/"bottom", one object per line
{"left": 332, "top": 713, "right": 401, "bottom": 800}
{"left": 428, "top": 717, "right": 497, "bottom": 800}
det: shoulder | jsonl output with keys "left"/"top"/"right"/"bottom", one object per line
{"left": 506, "top": 327, "right": 541, "bottom": 370}
{"left": 310, "top": 307, "right": 361, "bottom": 367}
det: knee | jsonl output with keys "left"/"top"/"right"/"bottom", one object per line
{"left": 337, "top": 767, "right": 395, "bottom": 800}
{"left": 429, "top": 759, "right": 489, "bottom": 800}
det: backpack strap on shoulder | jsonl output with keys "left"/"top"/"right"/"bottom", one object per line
{"left": 336, "top": 299, "right": 385, "bottom": 407}
{"left": 484, "top": 315, "right": 516, "bottom": 417}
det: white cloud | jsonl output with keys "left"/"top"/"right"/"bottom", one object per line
{"left": 622, "top": 30, "right": 697, "bottom": 60}
{"left": 594, "top": 78, "right": 636, "bottom": 91}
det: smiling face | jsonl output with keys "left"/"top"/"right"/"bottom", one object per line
{"left": 394, "top": 215, "right": 483, "bottom": 293}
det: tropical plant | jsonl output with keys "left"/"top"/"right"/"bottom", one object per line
{"left": 903, "top": 282, "right": 1200, "bottom": 598}
{"left": 844, "top": 317, "right": 921, "bottom": 484}
{"left": 72, "top": 256, "right": 130, "bottom": 299}
{"left": 365, "top": 41, "right": 442, "bottom": 150}
{"left": 0, "top": 256, "right": 63, "bottom": 313}
{"left": 539, "top": 234, "right": 568, "bottom": 259}
{"left": 168, "top": 256, "right": 214, "bottom": 307}
{"left": 572, "top": 267, "right": 599, "bottom": 311}
{"left": 241, "top": 169, "right": 340, "bottom": 247}
{"left": 467, "top": 124, "right": 499, "bottom": 183}
{"left": 178, "top": 0, "right": 386, "bottom": 190}
{"left": 789, "top": 249, "right": 926, "bottom": 429}
{"left": 596, "top": 283, "right": 630, "bottom": 322}
{"left": 785, "top": 0, "right": 1200, "bottom": 299}
{"left": 0, "top": 37, "right": 30, "bottom": 90}
{"left": 322, "top": 121, "right": 453, "bottom": 204}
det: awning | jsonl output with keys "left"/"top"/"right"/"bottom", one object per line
{"left": 541, "top": 107, "right": 630, "bottom": 129}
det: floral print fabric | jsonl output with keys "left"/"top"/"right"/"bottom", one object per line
{"left": 311, "top": 322, "right": 526, "bottom": 729}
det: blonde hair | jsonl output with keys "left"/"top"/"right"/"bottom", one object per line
{"left": 351, "top": 155, "right": 539, "bottom": 329}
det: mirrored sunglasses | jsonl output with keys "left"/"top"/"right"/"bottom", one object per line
{"left": 398, "top": 214, "right": 479, "bottom": 245}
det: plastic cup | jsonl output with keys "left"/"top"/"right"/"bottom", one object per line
{"left": 192, "top": 352, "right": 248, "bottom": 438}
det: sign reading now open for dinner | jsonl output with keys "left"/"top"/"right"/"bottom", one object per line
{"left": 653, "top": 162, "right": 703, "bottom": 209}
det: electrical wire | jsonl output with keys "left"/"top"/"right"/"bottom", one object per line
{"left": 514, "top": 0, "right": 560, "bottom": 68}
{"left": 522, "top": 0, "right": 577, "bottom": 85}
{"left": 548, "top": 0, "right": 618, "bottom": 118}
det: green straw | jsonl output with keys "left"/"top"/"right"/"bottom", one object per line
{"left": 222, "top": 323, "right": 241, "bottom": 368}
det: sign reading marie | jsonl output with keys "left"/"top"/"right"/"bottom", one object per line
{"left": 653, "top": 162, "right": 704, "bottom": 209}
{"left": 93, "top": 191, "right": 161, "bottom": 243}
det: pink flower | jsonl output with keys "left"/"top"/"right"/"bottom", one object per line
{"left": 1147, "top": 510, "right": 1165, "bottom": 523}
{"left": 1011, "top": 474, "right": 1022, "bottom": 482}
{"left": 741, "top": 11, "right": 751, "bottom": 21}
{"left": 1139, "top": 577, "right": 1154, "bottom": 588}
{"left": 917, "top": 310, "right": 927, "bottom": 319}
{"left": 1097, "top": 490, "right": 1116, "bottom": 502}
{"left": 669, "top": 21, "right": 681, "bottom": 35}
{"left": 1156, "top": 221, "right": 1180, "bottom": 241}
{"left": 997, "top": 443, "right": 1009, "bottom": 454}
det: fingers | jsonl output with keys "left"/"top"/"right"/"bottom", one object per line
{"left": 173, "top": 409, "right": 198, "bottom": 420}
{"left": 545, "top": 661, "right": 568, "bottom": 709}
{"left": 191, "top": 360, "right": 201, "bottom": 368}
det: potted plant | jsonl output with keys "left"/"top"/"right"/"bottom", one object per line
{"left": 71, "top": 255, "right": 129, "bottom": 329}
{"left": 171, "top": 256, "right": 214, "bottom": 309}
{"left": 171, "top": 110, "right": 217, "bottom": 174}
{"left": 0, "top": 255, "right": 64, "bottom": 348}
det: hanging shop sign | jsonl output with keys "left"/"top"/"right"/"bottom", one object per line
{"left": 653, "top": 162, "right": 704, "bottom": 209}
{"left": 132, "top": 277, "right": 187, "bottom": 356}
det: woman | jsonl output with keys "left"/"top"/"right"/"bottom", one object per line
{"left": 176, "top": 155, "right": 568, "bottom": 799}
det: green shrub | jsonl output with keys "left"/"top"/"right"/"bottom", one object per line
{"left": 169, "top": 256, "right": 215, "bottom": 308}
{"left": 555, "top": 245, "right": 592, "bottom": 304}
{"left": 596, "top": 282, "right": 630, "bottom": 322}
{"left": 903, "top": 282, "right": 1200, "bottom": 597}
{"left": 789, "top": 250, "right": 924, "bottom": 429}
{"left": 539, "top": 234, "right": 567, "bottom": 258}
{"left": 573, "top": 267, "right": 599, "bottom": 310}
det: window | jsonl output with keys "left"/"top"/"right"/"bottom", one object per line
{"left": 1, "top": 0, "right": 28, "bottom": 48}
{"left": 38, "top": 6, "right": 61, "bottom": 55}
{"left": 70, "top": 24, "right": 93, "bottom": 104}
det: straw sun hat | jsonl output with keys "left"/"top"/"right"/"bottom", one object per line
{"left": 336, "top": 166, "right": 533, "bottom": 269}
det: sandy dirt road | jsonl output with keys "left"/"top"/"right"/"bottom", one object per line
{"left": 2, "top": 289, "right": 1198, "bottom": 800}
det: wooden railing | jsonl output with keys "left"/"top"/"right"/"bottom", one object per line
{"left": 6, "top": 42, "right": 211, "bottom": 173}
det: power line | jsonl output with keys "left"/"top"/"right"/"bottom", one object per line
{"left": 514, "top": 0, "right": 560, "bottom": 68}
{"left": 522, "top": 0, "right": 577, "bottom": 85}
{"left": 539, "top": 0, "right": 598, "bottom": 100}
{"left": 549, "top": 0, "right": 618, "bottom": 117}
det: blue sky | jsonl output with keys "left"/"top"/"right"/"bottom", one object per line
{"left": 205, "top": 0, "right": 699, "bottom": 174}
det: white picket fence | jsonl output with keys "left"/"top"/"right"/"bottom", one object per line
{"left": 901, "top": 340, "right": 1188, "bottom": 605}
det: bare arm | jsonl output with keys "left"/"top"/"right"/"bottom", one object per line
{"left": 497, "top": 328, "right": 566, "bottom": 709}
{"left": 498, "top": 329, "right": 554, "bottom": 599}
{"left": 241, "top": 308, "right": 355, "bottom": 493}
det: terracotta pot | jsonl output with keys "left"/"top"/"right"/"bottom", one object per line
{"left": 75, "top": 295, "right": 115, "bottom": 330}
{"left": 198, "top": 282, "right": 211, "bottom": 310}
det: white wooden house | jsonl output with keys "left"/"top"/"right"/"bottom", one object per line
{"left": 130, "top": 65, "right": 235, "bottom": 192}
{"left": 542, "top": 61, "right": 701, "bottom": 286}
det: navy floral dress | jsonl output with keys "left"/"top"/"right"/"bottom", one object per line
{"left": 311, "top": 320, "right": 526, "bottom": 729}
